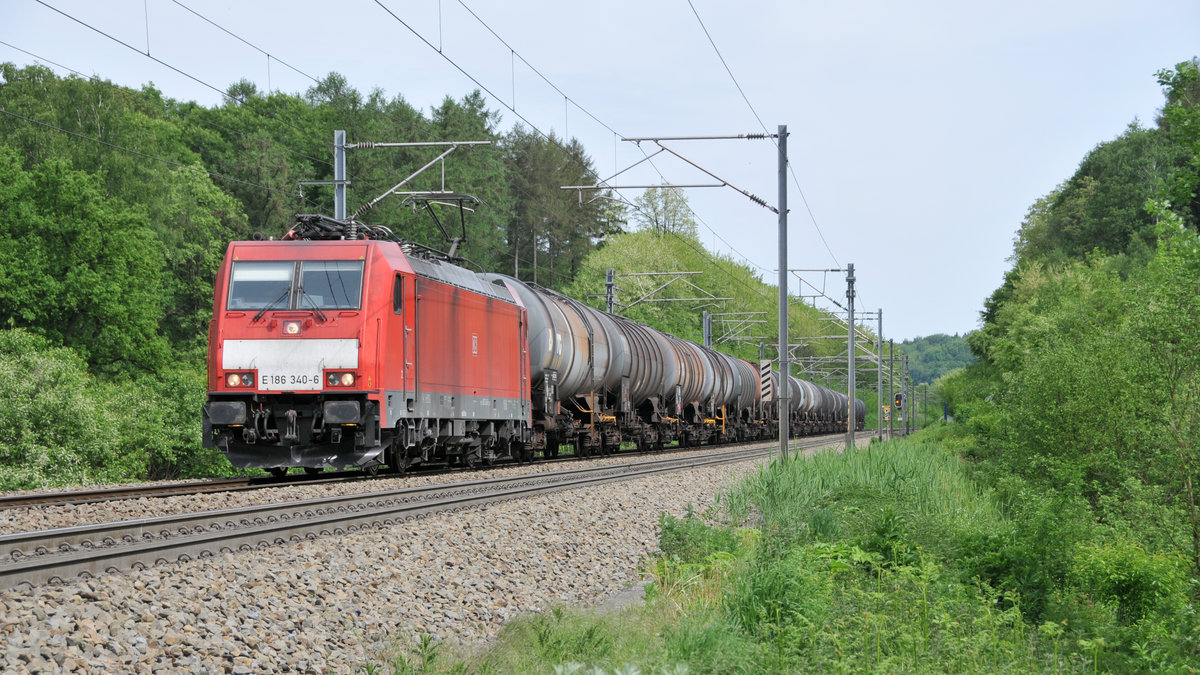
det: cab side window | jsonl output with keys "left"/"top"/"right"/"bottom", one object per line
{"left": 393, "top": 275, "right": 403, "bottom": 314}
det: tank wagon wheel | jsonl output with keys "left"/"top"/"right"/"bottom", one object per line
{"left": 268, "top": 467, "right": 288, "bottom": 478}
{"left": 363, "top": 464, "right": 380, "bottom": 477}
{"left": 304, "top": 467, "right": 322, "bottom": 476}
{"left": 573, "top": 435, "right": 587, "bottom": 459}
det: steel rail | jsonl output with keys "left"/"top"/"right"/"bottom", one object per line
{"left": 0, "top": 437, "right": 850, "bottom": 591}
{"left": 0, "top": 473, "right": 366, "bottom": 510}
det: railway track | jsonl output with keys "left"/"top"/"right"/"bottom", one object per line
{"left": 0, "top": 473, "right": 354, "bottom": 510}
{"left": 0, "top": 435, "right": 851, "bottom": 592}
{"left": 0, "top": 434, "right": 858, "bottom": 510}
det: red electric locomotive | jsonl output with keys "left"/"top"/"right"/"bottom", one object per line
{"left": 203, "top": 215, "right": 530, "bottom": 474}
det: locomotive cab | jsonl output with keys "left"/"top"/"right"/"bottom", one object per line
{"left": 203, "top": 240, "right": 386, "bottom": 471}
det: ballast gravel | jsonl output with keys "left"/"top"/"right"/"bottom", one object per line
{"left": 0, "top": 455, "right": 774, "bottom": 673}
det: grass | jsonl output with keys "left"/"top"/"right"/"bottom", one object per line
{"left": 365, "top": 437, "right": 1199, "bottom": 673}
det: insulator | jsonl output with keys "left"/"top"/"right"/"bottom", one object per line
{"left": 744, "top": 133, "right": 768, "bottom": 139}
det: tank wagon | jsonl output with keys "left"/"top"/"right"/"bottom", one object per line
{"left": 203, "top": 215, "right": 864, "bottom": 474}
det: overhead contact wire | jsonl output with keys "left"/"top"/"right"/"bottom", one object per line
{"left": 686, "top": 0, "right": 841, "bottom": 269}
{"left": 33, "top": 0, "right": 332, "bottom": 165}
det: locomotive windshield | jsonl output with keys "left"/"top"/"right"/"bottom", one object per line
{"left": 228, "top": 260, "right": 364, "bottom": 311}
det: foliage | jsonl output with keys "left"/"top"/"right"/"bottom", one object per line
{"left": 1156, "top": 58, "right": 1200, "bottom": 228}
{"left": 925, "top": 58, "right": 1200, "bottom": 671}
{"left": 0, "top": 329, "right": 120, "bottom": 489}
{"left": 932, "top": 363, "right": 997, "bottom": 424}
{"left": 900, "top": 333, "right": 974, "bottom": 385}
{"left": 632, "top": 187, "right": 698, "bottom": 239}
{"left": 1070, "top": 539, "right": 1187, "bottom": 623}
{"left": 503, "top": 125, "right": 623, "bottom": 287}
{"left": 0, "top": 145, "right": 169, "bottom": 375}
{"left": 0, "top": 329, "right": 234, "bottom": 490}
{"left": 657, "top": 508, "right": 745, "bottom": 563}
{"left": 1009, "top": 124, "right": 1189, "bottom": 267}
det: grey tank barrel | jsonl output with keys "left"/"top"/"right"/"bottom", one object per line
{"left": 477, "top": 273, "right": 865, "bottom": 420}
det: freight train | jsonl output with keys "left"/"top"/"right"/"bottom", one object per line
{"left": 203, "top": 215, "right": 866, "bottom": 475}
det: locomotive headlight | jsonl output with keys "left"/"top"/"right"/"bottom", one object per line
{"left": 326, "top": 372, "right": 356, "bottom": 387}
{"left": 225, "top": 372, "right": 255, "bottom": 388}
{"left": 283, "top": 320, "right": 302, "bottom": 336}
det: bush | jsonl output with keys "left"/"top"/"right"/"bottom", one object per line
{"left": 1070, "top": 539, "right": 1187, "bottom": 623}
{"left": 100, "top": 366, "right": 233, "bottom": 480}
{"left": 0, "top": 329, "right": 121, "bottom": 489}
{"left": 0, "top": 329, "right": 231, "bottom": 490}
{"left": 955, "top": 483, "right": 1094, "bottom": 620}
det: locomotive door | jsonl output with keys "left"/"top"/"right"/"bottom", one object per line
{"left": 393, "top": 273, "right": 415, "bottom": 411}
{"left": 409, "top": 276, "right": 419, "bottom": 405}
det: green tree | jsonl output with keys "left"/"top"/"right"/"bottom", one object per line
{"left": 633, "top": 186, "right": 698, "bottom": 238}
{"left": 1156, "top": 58, "right": 1200, "bottom": 228}
{"left": 1134, "top": 201, "right": 1200, "bottom": 573}
{"left": 147, "top": 167, "right": 247, "bottom": 353}
{"left": 503, "top": 125, "right": 622, "bottom": 288}
{"left": 0, "top": 146, "right": 168, "bottom": 374}
{"left": 901, "top": 333, "right": 975, "bottom": 384}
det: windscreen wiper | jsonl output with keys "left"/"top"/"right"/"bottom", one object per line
{"left": 298, "top": 285, "right": 329, "bottom": 323}
{"left": 252, "top": 287, "right": 291, "bottom": 322}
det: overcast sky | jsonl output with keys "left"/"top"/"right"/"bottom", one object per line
{"left": 4, "top": 0, "right": 1199, "bottom": 340}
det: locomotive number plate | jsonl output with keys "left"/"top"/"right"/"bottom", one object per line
{"left": 260, "top": 372, "right": 322, "bottom": 390}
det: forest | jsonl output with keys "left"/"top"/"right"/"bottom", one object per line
{"left": 923, "top": 57, "right": 1200, "bottom": 668}
{"left": 0, "top": 63, "right": 870, "bottom": 489}
{"left": 900, "top": 333, "right": 974, "bottom": 384}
